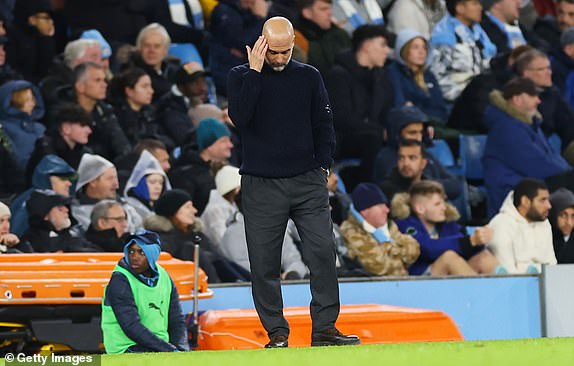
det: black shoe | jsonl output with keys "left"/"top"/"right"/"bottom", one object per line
{"left": 311, "top": 328, "right": 361, "bottom": 347}
{"left": 265, "top": 334, "right": 288, "bottom": 348}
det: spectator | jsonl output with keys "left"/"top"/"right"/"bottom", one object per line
{"left": 534, "top": 0, "right": 574, "bottom": 47}
{"left": 393, "top": 180, "right": 499, "bottom": 275}
{"left": 387, "top": 29, "right": 448, "bottom": 124}
{"left": 128, "top": 23, "right": 179, "bottom": 103}
{"left": 27, "top": 103, "right": 92, "bottom": 181}
{"left": 101, "top": 230, "right": 189, "bottom": 354}
{"left": 72, "top": 62, "right": 131, "bottom": 161}
{"left": 169, "top": 118, "right": 234, "bottom": 215}
{"left": 339, "top": 183, "right": 420, "bottom": 276}
{"left": 430, "top": 0, "right": 496, "bottom": 101}
{"left": 0, "top": 201, "right": 31, "bottom": 253}
{"left": 11, "top": 154, "right": 76, "bottom": 236}
{"left": 0, "top": 36, "right": 23, "bottom": 85}
{"left": 488, "top": 178, "right": 557, "bottom": 273}
{"left": 483, "top": 77, "right": 572, "bottom": 216}
{"left": 85, "top": 200, "right": 130, "bottom": 253}
{"left": 22, "top": 189, "right": 98, "bottom": 252}
{"left": 373, "top": 105, "right": 462, "bottom": 200}
{"left": 72, "top": 153, "right": 143, "bottom": 233}
{"left": 327, "top": 169, "right": 352, "bottom": 225}
{"left": 0, "top": 80, "right": 45, "bottom": 171}
{"left": 387, "top": 0, "right": 446, "bottom": 39}
{"left": 110, "top": 67, "right": 165, "bottom": 146}
{"left": 209, "top": 0, "right": 267, "bottom": 96}
{"left": 200, "top": 165, "right": 241, "bottom": 246}
{"left": 551, "top": 27, "right": 574, "bottom": 109}
{"left": 549, "top": 188, "right": 574, "bottom": 263}
{"left": 294, "top": 0, "right": 351, "bottom": 76}
{"left": 115, "top": 139, "right": 172, "bottom": 192}
{"left": 326, "top": 24, "right": 393, "bottom": 181}
{"left": 40, "top": 39, "right": 101, "bottom": 107}
{"left": 147, "top": 0, "right": 205, "bottom": 47}
{"left": 515, "top": 49, "right": 574, "bottom": 163}
{"left": 7, "top": 0, "right": 55, "bottom": 83}
{"left": 480, "top": 0, "right": 526, "bottom": 55}
{"left": 124, "top": 150, "right": 172, "bottom": 220}
{"left": 156, "top": 62, "right": 209, "bottom": 146}
{"left": 144, "top": 189, "right": 249, "bottom": 283}
{"left": 79, "top": 29, "right": 113, "bottom": 79}
{"left": 448, "top": 43, "right": 532, "bottom": 132}
{"left": 331, "top": 0, "right": 385, "bottom": 35}
{"left": 63, "top": 0, "right": 149, "bottom": 45}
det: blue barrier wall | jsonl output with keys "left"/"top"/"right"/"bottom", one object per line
{"left": 183, "top": 275, "right": 542, "bottom": 341}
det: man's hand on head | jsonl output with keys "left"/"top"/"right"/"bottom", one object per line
{"left": 246, "top": 36, "right": 268, "bottom": 73}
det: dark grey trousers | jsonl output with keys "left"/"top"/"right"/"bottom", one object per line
{"left": 242, "top": 168, "right": 340, "bottom": 338}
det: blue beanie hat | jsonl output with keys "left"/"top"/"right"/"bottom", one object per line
{"left": 196, "top": 118, "right": 231, "bottom": 151}
{"left": 80, "top": 29, "right": 112, "bottom": 59}
{"left": 351, "top": 183, "right": 388, "bottom": 211}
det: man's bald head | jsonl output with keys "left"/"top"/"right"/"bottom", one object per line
{"left": 263, "top": 17, "right": 295, "bottom": 48}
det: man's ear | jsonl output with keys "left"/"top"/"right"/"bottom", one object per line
{"left": 412, "top": 200, "right": 424, "bottom": 216}
{"left": 28, "top": 15, "right": 37, "bottom": 27}
{"left": 421, "top": 157, "right": 428, "bottom": 170}
{"left": 301, "top": 7, "right": 312, "bottom": 20}
{"left": 520, "top": 195, "right": 531, "bottom": 209}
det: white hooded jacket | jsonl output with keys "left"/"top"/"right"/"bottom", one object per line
{"left": 488, "top": 191, "right": 557, "bottom": 273}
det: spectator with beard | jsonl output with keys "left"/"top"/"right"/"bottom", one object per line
{"left": 85, "top": 200, "right": 130, "bottom": 252}
{"left": 488, "top": 178, "right": 557, "bottom": 273}
{"left": 22, "top": 189, "right": 98, "bottom": 252}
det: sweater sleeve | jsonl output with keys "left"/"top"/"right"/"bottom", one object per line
{"left": 487, "top": 216, "right": 519, "bottom": 273}
{"left": 168, "top": 279, "right": 190, "bottom": 351}
{"left": 227, "top": 67, "right": 263, "bottom": 129}
{"left": 105, "top": 272, "right": 178, "bottom": 352}
{"left": 310, "top": 72, "right": 336, "bottom": 169}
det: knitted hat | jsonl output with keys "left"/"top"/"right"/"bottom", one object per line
{"left": 561, "top": 27, "right": 574, "bottom": 47}
{"left": 196, "top": 118, "right": 231, "bottom": 151}
{"left": 26, "top": 189, "right": 71, "bottom": 218}
{"left": 155, "top": 189, "right": 191, "bottom": 218}
{"left": 80, "top": 29, "right": 112, "bottom": 59}
{"left": 351, "top": 183, "right": 388, "bottom": 212}
{"left": 0, "top": 201, "right": 10, "bottom": 217}
{"left": 215, "top": 165, "right": 241, "bottom": 196}
{"left": 550, "top": 188, "right": 574, "bottom": 216}
{"left": 75, "top": 154, "right": 115, "bottom": 193}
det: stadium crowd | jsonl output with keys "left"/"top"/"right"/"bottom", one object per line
{"left": 1, "top": 0, "right": 574, "bottom": 281}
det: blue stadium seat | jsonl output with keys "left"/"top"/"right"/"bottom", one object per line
{"left": 459, "top": 134, "right": 487, "bottom": 180}
{"left": 427, "top": 139, "right": 455, "bottom": 167}
{"left": 169, "top": 43, "right": 204, "bottom": 65}
{"left": 547, "top": 133, "right": 562, "bottom": 155}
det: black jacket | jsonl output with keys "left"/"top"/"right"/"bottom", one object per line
{"left": 6, "top": 24, "right": 55, "bottom": 83}
{"left": 103, "top": 258, "right": 189, "bottom": 352}
{"left": 155, "top": 91, "right": 195, "bottom": 147}
{"left": 538, "top": 86, "right": 574, "bottom": 151}
{"left": 124, "top": 53, "right": 179, "bottom": 103}
{"left": 168, "top": 147, "right": 214, "bottom": 216}
{"left": 22, "top": 216, "right": 98, "bottom": 253}
{"left": 552, "top": 227, "right": 574, "bottom": 264}
{"left": 480, "top": 15, "right": 549, "bottom": 56}
{"left": 89, "top": 101, "right": 132, "bottom": 161}
{"left": 84, "top": 225, "right": 128, "bottom": 252}
{"left": 113, "top": 102, "right": 170, "bottom": 147}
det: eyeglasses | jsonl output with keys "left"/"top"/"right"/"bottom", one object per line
{"left": 104, "top": 215, "right": 128, "bottom": 223}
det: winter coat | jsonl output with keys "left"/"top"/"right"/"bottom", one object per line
{"left": 387, "top": 29, "right": 448, "bottom": 124}
{"left": 71, "top": 191, "right": 144, "bottom": 233}
{"left": 40, "top": 56, "right": 74, "bottom": 109}
{"left": 84, "top": 225, "right": 128, "bottom": 253}
{"left": 488, "top": 191, "right": 557, "bottom": 273}
{"left": 168, "top": 147, "right": 215, "bottom": 215}
{"left": 537, "top": 85, "right": 574, "bottom": 163}
{"left": 0, "top": 127, "right": 25, "bottom": 198}
{"left": 387, "top": 0, "right": 445, "bottom": 38}
{"left": 6, "top": 23, "right": 55, "bottom": 83}
{"left": 430, "top": 14, "right": 497, "bottom": 101}
{"left": 208, "top": 0, "right": 264, "bottom": 96}
{"left": 10, "top": 154, "right": 75, "bottom": 236}
{"left": 0, "top": 80, "right": 45, "bottom": 170}
{"left": 220, "top": 212, "right": 309, "bottom": 278}
{"left": 113, "top": 102, "right": 166, "bottom": 147}
{"left": 340, "top": 213, "right": 419, "bottom": 276}
{"left": 479, "top": 13, "right": 526, "bottom": 56}
{"left": 200, "top": 190, "right": 238, "bottom": 247}
{"left": 22, "top": 216, "right": 98, "bottom": 253}
{"left": 331, "top": 0, "right": 385, "bottom": 36}
{"left": 483, "top": 90, "right": 571, "bottom": 216}
{"left": 155, "top": 87, "right": 195, "bottom": 146}
{"left": 88, "top": 101, "right": 132, "bottom": 162}
{"left": 326, "top": 49, "right": 393, "bottom": 133}
{"left": 147, "top": 0, "right": 205, "bottom": 45}
{"left": 124, "top": 53, "right": 180, "bottom": 104}
{"left": 392, "top": 192, "right": 483, "bottom": 275}
{"left": 294, "top": 17, "right": 352, "bottom": 77}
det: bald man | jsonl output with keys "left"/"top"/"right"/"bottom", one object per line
{"left": 227, "top": 17, "right": 360, "bottom": 348}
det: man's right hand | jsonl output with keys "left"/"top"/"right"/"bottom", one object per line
{"left": 246, "top": 36, "right": 268, "bottom": 73}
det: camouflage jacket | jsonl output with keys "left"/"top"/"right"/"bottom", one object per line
{"left": 340, "top": 215, "right": 420, "bottom": 276}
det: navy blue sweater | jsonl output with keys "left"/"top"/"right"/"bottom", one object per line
{"left": 227, "top": 60, "right": 336, "bottom": 178}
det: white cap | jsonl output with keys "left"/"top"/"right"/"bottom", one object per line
{"left": 0, "top": 201, "right": 10, "bottom": 217}
{"left": 215, "top": 166, "right": 241, "bottom": 196}
{"left": 75, "top": 154, "right": 115, "bottom": 192}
